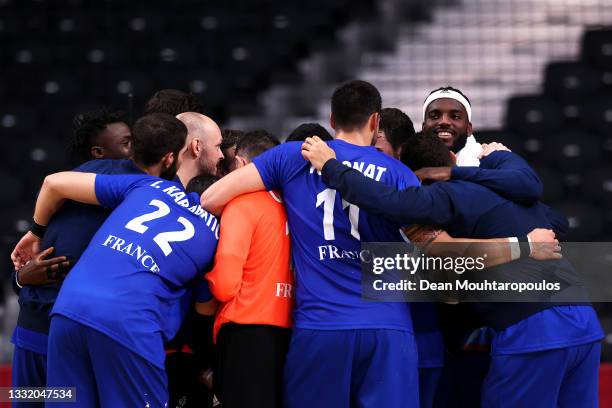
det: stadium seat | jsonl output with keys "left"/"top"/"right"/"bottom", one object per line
{"left": 0, "top": 172, "right": 23, "bottom": 208}
{"left": 0, "top": 105, "right": 40, "bottom": 133}
{"left": 581, "top": 28, "right": 612, "bottom": 70}
{"left": 544, "top": 62, "right": 602, "bottom": 102}
{"left": 38, "top": 72, "right": 83, "bottom": 102}
{"left": 505, "top": 95, "right": 564, "bottom": 136}
{"left": 83, "top": 42, "right": 128, "bottom": 66}
{"left": 543, "top": 130, "right": 601, "bottom": 172}
{"left": 553, "top": 201, "right": 604, "bottom": 241}
{"left": 154, "top": 69, "right": 227, "bottom": 108}
{"left": 0, "top": 203, "right": 33, "bottom": 241}
{"left": 473, "top": 129, "right": 524, "bottom": 156}
{"left": 152, "top": 38, "right": 198, "bottom": 66}
{"left": 584, "top": 166, "right": 612, "bottom": 209}
{"left": 580, "top": 94, "right": 612, "bottom": 137}
{"left": 531, "top": 165, "right": 564, "bottom": 203}
{"left": 5, "top": 43, "right": 52, "bottom": 66}
{"left": 48, "top": 11, "right": 94, "bottom": 38}
{"left": 105, "top": 71, "right": 155, "bottom": 106}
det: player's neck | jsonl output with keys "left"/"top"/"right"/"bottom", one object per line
{"left": 138, "top": 162, "right": 163, "bottom": 178}
{"left": 335, "top": 130, "right": 374, "bottom": 147}
{"left": 175, "top": 164, "right": 197, "bottom": 188}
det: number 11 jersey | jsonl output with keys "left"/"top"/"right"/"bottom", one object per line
{"left": 253, "top": 140, "right": 420, "bottom": 331}
{"left": 52, "top": 174, "right": 219, "bottom": 369}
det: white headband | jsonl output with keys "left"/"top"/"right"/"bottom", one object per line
{"left": 422, "top": 89, "right": 472, "bottom": 121}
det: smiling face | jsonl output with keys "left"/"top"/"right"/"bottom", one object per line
{"left": 422, "top": 98, "right": 472, "bottom": 153}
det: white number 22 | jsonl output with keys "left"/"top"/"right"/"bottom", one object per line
{"left": 125, "top": 199, "right": 195, "bottom": 256}
{"left": 316, "top": 188, "right": 360, "bottom": 241}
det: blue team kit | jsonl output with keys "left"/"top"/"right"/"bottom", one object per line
{"left": 253, "top": 140, "right": 423, "bottom": 407}
{"left": 46, "top": 173, "right": 218, "bottom": 407}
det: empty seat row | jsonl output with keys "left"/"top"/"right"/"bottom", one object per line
{"left": 505, "top": 94, "right": 612, "bottom": 136}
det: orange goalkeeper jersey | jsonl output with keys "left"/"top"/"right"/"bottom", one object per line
{"left": 206, "top": 191, "right": 293, "bottom": 342}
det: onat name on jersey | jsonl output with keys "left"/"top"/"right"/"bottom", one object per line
{"left": 310, "top": 161, "right": 387, "bottom": 181}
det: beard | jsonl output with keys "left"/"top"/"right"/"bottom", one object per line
{"left": 449, "top": 131, "right": 469, "bottom": 154}
{"left": 160, "top": 158, "right": 179, "bottom": 181}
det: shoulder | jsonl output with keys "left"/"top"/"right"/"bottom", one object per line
{"left": 75, "top": 159, "right": 143, "bottom": 175}
{"left": 380, "top": 155, "right": 419, "bottom": 185}
{"left": 443, "top": 180, "right": 504, "bottom": 202}
{"left": 227, "top": 190, "right": 280, "bottom": 210}
{"left": 263, "top": 142, "right": 302, "bottom": 158}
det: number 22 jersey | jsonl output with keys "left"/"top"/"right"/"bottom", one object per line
{"left": 52, "top": 174, "right": 219, "bottom": 369}
{"left": 253, "top": 140, "right": 420, "bottom": 331}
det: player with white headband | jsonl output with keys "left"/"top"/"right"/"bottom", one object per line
{"left": 422, "top": 86, "right": 507, "bottom": 166}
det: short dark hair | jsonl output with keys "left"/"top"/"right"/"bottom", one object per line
{"left": 380, "top": 108, "right": 415, "bottom": 152}
{"left": 425, "top": 86, "right": 471, "bottom": 106}
{"left": 186, "top": 174, "right": 219, "bottom": 195}
{"left": 131, "top": 113, "right": 187, "bottom": 166}
{"left": 331, "top": 80, "right": 382, "bottom": 131}
{"left": 144, "top": 89, "right": 205, "bottom": 116}
{"left": 236, "top": 130, "right": 280, "bottom": 161}
{"left": 286, "top": 123, "right": 333, "bottom": 143}
{"left": 400, "top": 130, "right": 453, "bottom": 171}
{"left": 71, "top": 107, "right": 126, "bottom": 163}
{"left": 221, "top": 129, "right": 244, "bottom": 151}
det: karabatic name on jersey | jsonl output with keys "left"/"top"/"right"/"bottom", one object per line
{"left": 52, "top": 174, "right": 219, "bottom": 369}
{"left": 253, "top": 140, "right": 420, "bottom": 331}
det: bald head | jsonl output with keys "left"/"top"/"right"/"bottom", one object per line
{"left": 176, "top": 112, "right": 224, "bottom": 180}
{"left": 177, "top": 112, "right": 221, "bottom": 142}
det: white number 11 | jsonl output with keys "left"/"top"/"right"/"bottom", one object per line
{"left": 315, "top": 188, "right": 360, "bottom": 241}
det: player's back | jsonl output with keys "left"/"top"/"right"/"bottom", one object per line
{"left": 52, "top": 175, "right": 219, "bottom": 368}
{"left": 208, "top": 190, "right": 292, "bottom": 339}
{"left": 17, "top": 160, "right": 144, "bottom": 333}
{"left": 253, "top": 140, "right": 420, "bottom": 331}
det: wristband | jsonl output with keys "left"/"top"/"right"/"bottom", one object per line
{"left": 518, "top": 235, "right": 531, "bottom": 258}
{"left": 509, "top": 236, "right": 531, "bottom": 260}
{"left": 29, "top": 219, "right": 46, "bottom": 239}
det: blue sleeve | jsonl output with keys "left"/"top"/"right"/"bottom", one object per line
{"left": 75, "top": 159, "right": 139, "bottom": 175}
{"left": 321, "top": 159, "right": 456, "bottom": 226}
{"left": 252, "top": 143, "right": 299, "bottom": 191}
{"left": 543, "top": 204, "right": 570, "bottom": 240}
{"left": 451, "top": 151, "right": 543, "bottom": 205}
{"left": 194, "top": 277, "right": 213, "bottom": 303}
{"left": 74, "top": 159, "right": 115, "bottom": 173}
{"left": 94, "top": 174, "right": 152, "bottom": 209}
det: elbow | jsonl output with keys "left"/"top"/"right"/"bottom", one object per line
{"left": 519, "top": 180, "right": 543, "bottom": 205}
{"left": 195, "top": 299, "right": 218, "bottom": 316}
{"left": 521, "top": 170, "right": 544, "bottom": 203}
{"left": 208, "top": 279, "right": 240, "bottom": 302}
{"left": 42, "top": 173, "right": 61, "bottom": 195}
{"left": 200, "top": 191, "right": 222, "bottom": 217}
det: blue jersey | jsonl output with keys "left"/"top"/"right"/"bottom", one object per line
{"left": 253, "top": 140, "right": 420, "bottom": 331}
{"left": 12, "top": 159, "right": 143, "bottom": 355}
{"left": 319, "top": 156, "right": 603, "bottom": 354}
{"left": 52, "top": 175, "right": 218, "bottom": 368}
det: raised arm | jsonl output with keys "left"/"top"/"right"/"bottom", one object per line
{"left": 321, "top": 158, "right": 456, "bottom": 226}
{"left": 200, "top": 163, "right": 265, "bottom": 216}
{"left": 452, "top": 151, "right": 543, "bottom": 205}
{"left": 11, "top": 172, "right": 98, "bottom": 269}
{"left": 206, "top": 199, "right": 255, "bottom": 301}
{"left": 405, "top": 226, "right": 560, "bottom": 267}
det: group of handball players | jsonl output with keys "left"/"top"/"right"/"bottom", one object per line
{"left": 8, "top": 80, "right": 604, "bottom": 408}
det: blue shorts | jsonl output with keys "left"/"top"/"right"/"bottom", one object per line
{"left": 283, "top": 328, "right": 418, "bottom": 408}
{"left": 482, "top": 342, "right": 601, "bottom": 408}
{"left": 12, "top": 346, "right": 47, "bottom": 408}
{"left": 418, "top": 367, "right": 442, "bottom": 408}
{"left": 46, "top": 315, "right": 168, "bottom": 408}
